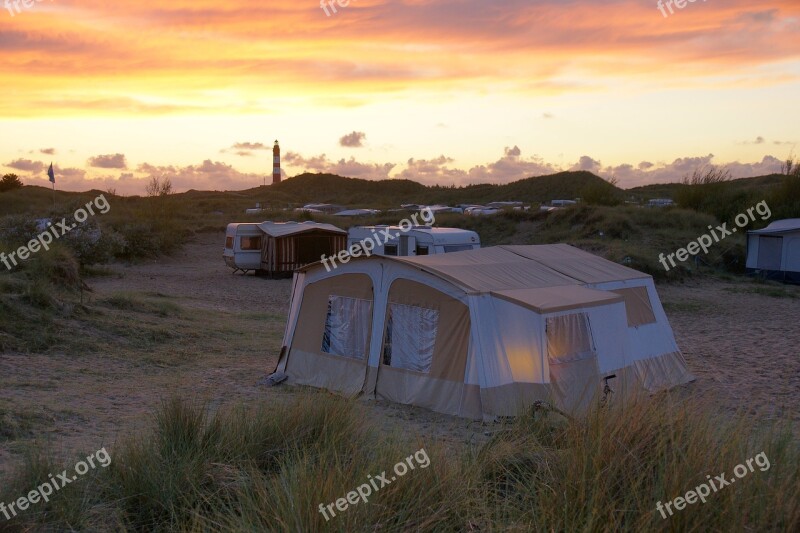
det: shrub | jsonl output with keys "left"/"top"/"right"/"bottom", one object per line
{"left": 582, "top": 177, "right": 623, "bottom": 206}
{"left": 0, "top": 173, "right": 23, "bottom": 192}
{"left": 22, "top": 243, "right": 82, "bottom": 289}
{"left": 0, "top": 214, "right": 39, "bottom": 250}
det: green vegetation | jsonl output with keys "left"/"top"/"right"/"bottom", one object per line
{"left": 266, "top": 170, "right": 618, "bottom": 208}
{"left": 2, "top": 168, "right": 798, "bottom": 270}
{"left": 0, "top": 394, "right": 796, "bottom": 532}
{"left": 0, "top": 174, "right": 24, "bottom": 193}
{"left": 722, "top": 285, "right": 799, "bottom": 299}
{"left": 0, "top": 400, "right": 53, "bottom": 443}
{"left": 661, "top": 301, "right": 711, "bottom": 314}
{"left": 415, "top": 205, "right": 741, "bottom": 280}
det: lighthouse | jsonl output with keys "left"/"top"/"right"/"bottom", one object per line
{"left": 272, "top": 140, "right": 281, "bottom": 184}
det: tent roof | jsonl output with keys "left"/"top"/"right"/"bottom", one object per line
{"left": 391, "top": 246, "right": 580, "bottom": 290}
{"left": 257, "top": 221, "right": 346, "bottom": 238}
{"left": 392, "top": 244, "right": 649, "bottom": 290}
{"left": 748, "top": 218, "right": 800, "bottom": 235}
{"left": 491, "top": 285, "right": 624, "bottom": 314}
{"left": 500, "top": 244, "right": 647, "bottom": 284}
{"left": 301, "top": 244, "right": 650, "bottom": 297}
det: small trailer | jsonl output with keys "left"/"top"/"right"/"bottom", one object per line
{"left": 347, "top": 225, "right": 480, "bottom": 257}
{"left": 223, "top": 223, "right": 265, "bottom": 273}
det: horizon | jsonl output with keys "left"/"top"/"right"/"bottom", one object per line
{"left": 7, "top": 168, "right": 790, "bottom": 198}
{"left": 2, "top": 1, "right": 798, "bottom": 195}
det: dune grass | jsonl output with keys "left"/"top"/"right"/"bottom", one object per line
{"left": 0, "top": 393, "right": 796, "bottom": 532}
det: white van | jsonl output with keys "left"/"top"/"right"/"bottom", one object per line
{"left": 347, "top": 225, "right": 480, "bottom": 257}
{"left": 223, "top": 223, "right": 264, "bottom": 273}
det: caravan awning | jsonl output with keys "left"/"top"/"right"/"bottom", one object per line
{"left": 748, "top": 219, "right": 800, "bottom": 235}
{"left": 257, "top": 221, "right": 346, "bottom": 238}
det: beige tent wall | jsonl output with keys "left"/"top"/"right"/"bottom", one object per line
{"left": 466, "top": 295, "right": 551, "bottom": 418}
{"left": 589, "top": 279, "right": 693, "bottom": 392}
{"left": 374, "top": 278, "right": 471, "bottom": 416}
{"left": 276, "top": 272, "right": 306, "bottom": 373}
{"left": 280, "top": 273, "right": 305, "bottom": 350}
{"left": 284, "top": 272, "right": 374, "bottom": 396}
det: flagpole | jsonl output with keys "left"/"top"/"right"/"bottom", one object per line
{"left": 49, "top": 162, "right": 55, "bottom": 208}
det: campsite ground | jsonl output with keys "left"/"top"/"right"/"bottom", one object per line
{"left": 1, "top": 232, "right": 799, "bottom": 476}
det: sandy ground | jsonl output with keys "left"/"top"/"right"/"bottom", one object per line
{"left": 1, "top": 232, "right": 799, "bottom": 476}
{"left": 659, "top": 282, "right": 800, "bottom": 422}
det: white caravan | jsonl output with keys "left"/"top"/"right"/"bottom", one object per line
{"left": 347, "top": 225, "right": 480, "bottom": 257}
{"left": 223, "top": 223, "right": 264, "bottom": 273}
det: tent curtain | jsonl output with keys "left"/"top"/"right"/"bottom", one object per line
{"left": 546, "top": 312, "right": 600, "bottom": 413}
{"left": 383, "top": 303, "right": 439, "bottom": 373}
{"left": 321, "top": 296, "right": 372, "bottom": 360}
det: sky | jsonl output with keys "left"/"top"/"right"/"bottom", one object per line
{"left": 1, "top": 0, "right": 798, "bottom": 195}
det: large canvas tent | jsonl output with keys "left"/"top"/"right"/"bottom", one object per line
{"left": 746, "top": 219, "right": 800, "bottom": 283}
{"left": 274, "top": 244, "right": 693, "bottom": 419}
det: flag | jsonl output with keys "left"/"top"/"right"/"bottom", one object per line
{"left": 47, "top": 163, "right": 55, "bottom": 184}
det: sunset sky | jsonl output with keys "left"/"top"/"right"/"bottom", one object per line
{"left": 2, "top": 0, "right": 799, "bottom": 194}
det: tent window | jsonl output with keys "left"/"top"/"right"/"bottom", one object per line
{"left": 321, "top": 296, "right": 372, "bottom": 360}
{"left": 612, "top": 287, "right": 656, "bottom": 327}
{"left": 546, "top": 313, "right": 595, "bottom": 364}
{"left": 382, "top": 303, "right": 438, "bottom": 373}
{"left": 240, "top": 236, "right": 262, "bottom": 250}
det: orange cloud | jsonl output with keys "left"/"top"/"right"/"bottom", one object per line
{"left": 0, "top": 1, "right": 797, "bottom": 118}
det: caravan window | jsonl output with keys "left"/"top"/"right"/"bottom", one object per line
{"left": 382, "top": 303, "right": 438, "bottom": 373}
{"left": 321, "top": 295, "right": 372, "bottom": 360}
{"left": 225, "top": 236, "right": 234, "bottom": 249}
{"left": 384, "top": 244, "right": 398, "bottom": 256}
{"left": 240, "top": 236, "right": 262, "bottom": 251}
{"left": 416, "top": 245, "right": 429, "bottom": 256}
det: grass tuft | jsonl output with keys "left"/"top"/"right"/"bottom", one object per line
{"left": 1, "top": 394, "right": 797, "bottom": 532}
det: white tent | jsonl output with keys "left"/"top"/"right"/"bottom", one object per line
{"left": 273, "top": 244, "right": 693, "bottom": 419}
{"left": 746, "top": 219, "right": 800, "bottom": 284}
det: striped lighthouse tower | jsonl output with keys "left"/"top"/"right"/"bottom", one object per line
{"left": 272, "top": 140, "right": 281, "bottom": 184}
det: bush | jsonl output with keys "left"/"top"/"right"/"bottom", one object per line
{"left": 582, "top": 178, "right": 623, "bottom": 206}
{"left": 674, "top": 166, "right": 762, "bottom": 222}
{"left": 770, "top": 174, "right": 800, "bottom": 220}
{"left": 0, "top": 173, "right": 23, "bottom": 192}
{"left": 0, "top": 214, "right": 39, "bottom": 249}
{"left": 24, "top": 243, "right": 82, "bottom": 290}
{"left": 113, "top": 220, "right": 189, "bottom": 260}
